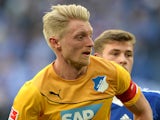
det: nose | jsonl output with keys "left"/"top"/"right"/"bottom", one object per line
{"left": 118, "top": 55, "right": 127, "bottom": 66}
{"left": 86, "top": 37, "right": 94, "bottom": 47}
{"left": 85, "top": 37, "right": 94, "bottom": 47}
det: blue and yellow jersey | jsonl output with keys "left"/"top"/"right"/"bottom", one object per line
{"left": 9, "top": 56, "right": 141, "bottom": 120}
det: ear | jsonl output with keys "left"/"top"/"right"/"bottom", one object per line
{"left": 49, "top": 37, "right": 61, "bottom": 49}
{"left": 94, "top": 52, "right": 101, "bottom": 57}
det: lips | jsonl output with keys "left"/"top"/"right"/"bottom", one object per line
{"left": 83, "top": 51, "right": 90, "bottom": 55}
{"left": 82, "top": 51, "right": 91, "bottom": 55}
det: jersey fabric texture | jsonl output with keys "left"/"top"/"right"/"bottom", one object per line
{"left": 8, "top": 55, "right": 141, "bottom": 120}
{"left": 111, "top": 90, "right": 160, "bottom": 120}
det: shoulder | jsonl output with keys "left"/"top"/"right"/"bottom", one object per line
{"left": 90, "top": 55, "right": 113, "bottom": 65}
{"left": 13, "top": 79, "right": 45, "bottom": 107}
{"left": 89, "top": 56, "right": 119, "bottom": 81}
{"left": 142, "top": 89, "right": 160, "bottom": 119}
{"left": 32, "top": 63, "right": 53, "bottom": 80}
{"left": 142, "top": 89, "right": 160, "bottom": 98}
{"left": 15, "top": 80, "right": 41, "bottom": 101}
{"left": 11, "top": 81, "right": 43, "bottom": 119}
{"left": 14, "top": 63, "right": 53, "bottom": 102}
{"left": 142, "top": 88, "right": 160, "bottom": 93}
{"left": 91, "top": 56, "right": 129, "bottom": 74}
{"left": 90, "top": 55, "right": 118, "bottom": 71}
{"left": 90, "top": 56, "right": 131, "bottom": 95}
{"left": 142, "top": 89, "right": 160, "bottom": 107}
{"left": 32, "top": 63, "right": 53, "bottom": 88}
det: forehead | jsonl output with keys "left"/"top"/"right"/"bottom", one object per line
{"left": 103, "top": 41, "right": 134, "bottom": 52}
{"left": 67, "top": 20, "right": 93, "bottom": 34}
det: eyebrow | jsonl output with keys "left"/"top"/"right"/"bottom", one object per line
{"left": 109, "top": 49, "right": 133, "bottom": 53}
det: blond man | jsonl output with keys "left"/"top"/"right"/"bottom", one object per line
{"left": 9, "top": 5, "right": 152, "bottom": 120}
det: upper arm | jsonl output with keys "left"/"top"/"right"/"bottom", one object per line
{"left": 113, "top": 62, "right": 141, "bottom": 105}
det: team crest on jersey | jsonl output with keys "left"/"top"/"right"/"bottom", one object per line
{"left": 92, "top": 75, "right": 108, "bottom": 92}
{"left": 8, "top": 107, "right": 18, "bottom": 120}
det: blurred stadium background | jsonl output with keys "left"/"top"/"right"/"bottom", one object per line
{"left": 0, "top": 0, "right": 160, "bottom": 119}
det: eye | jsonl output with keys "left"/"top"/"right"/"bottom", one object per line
{"left": 125, "top": 52, "right": 133, "bottom": 57}
{"left": 74, "top": 32, "right": 92, "bottom": 41}
{"left": 77, "top": 35, "right": 84, "bottom": 40}
{"left": 111, "top": 51, "right": 120, "bottom": 56}
{"left": 75, "top": 33, "right": 86, "bottom": 41}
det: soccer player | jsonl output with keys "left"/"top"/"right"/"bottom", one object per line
{"left": 94, "top": 29, "right": 160, "bottom": 120}
{"left": 8, "top": 5, "right": 152, "bottom": 120}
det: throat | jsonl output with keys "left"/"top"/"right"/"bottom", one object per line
{"left": 53, "top": 61, "right": 87, "bottom": 80}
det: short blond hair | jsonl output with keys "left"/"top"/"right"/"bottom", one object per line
{"left": 94, "top": 29, "right": 136, "bottom": 54}
{"left": 43, "top": 4, "right": 90, "bottom": 47}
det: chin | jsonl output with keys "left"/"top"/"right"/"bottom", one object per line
{"left": 81, "top": 59, "right": 90, "bottom": 66}
{"left": 75, "top": 56, "right": 91, "bottom": 68}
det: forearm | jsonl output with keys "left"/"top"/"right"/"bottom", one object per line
{"left": 133, "top": 94, "right": 153, "bottom": 120}
{"left": 133, "top": 110, "right": 153, "bottom": 120}
{"left": 133, "top": 112, "right": 153, "bottom": 120}
{"left": 127, "top": 93, "right": 153, "bottom": 120}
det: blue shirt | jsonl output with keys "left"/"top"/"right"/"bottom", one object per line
{"left": 111, "top": 90, "right": 160, "bottom": 120}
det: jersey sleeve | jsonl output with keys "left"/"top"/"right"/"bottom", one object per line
{"left": 8, "top": 80, "right": 43, "bottom": 120}
{"left": 111, "top": 62, "right": 141, "bottom": 106}
{"left": 142, "top": 91, "right": 160, "bottom": 119}
{"left": 155, "top": 93, "right": 160, "bottom": 119}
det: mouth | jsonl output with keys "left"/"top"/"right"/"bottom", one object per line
{"left": 82, "top": 51, "right": 91, "bottom": 56}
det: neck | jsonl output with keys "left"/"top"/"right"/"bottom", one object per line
{"left": 53, "top": 59, "right": 87, "bottom": 80}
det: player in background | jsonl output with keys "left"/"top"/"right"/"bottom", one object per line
{"left": 94, "top": 29, "right": 160, "bottom": 120}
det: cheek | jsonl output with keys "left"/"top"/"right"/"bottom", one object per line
{"left": 70, "top": 46, "right": 82, "bottom": 53}
{"left": 103, "top": 54, "right": 115, "bottom": 61}
{"left": 63, "top": 43, "right": 82, "bottom": 54}
{"left": 128, "top": 60, "right": 133, "bottom": 72}
{"left": 102, "top": 55, "right": 108, "bottom": 60}
{"left": 71, "top": 43, "right": 84, "bottom": 51}
{"left": 61, "top": 42, "right": 73, "bottom": 50}
{"left": 128, "top": 59, "right": 133, "bottom": 65}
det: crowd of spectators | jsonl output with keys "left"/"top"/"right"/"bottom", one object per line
{"left": 0, "top": 0, "right": 160, "bottom": 119}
